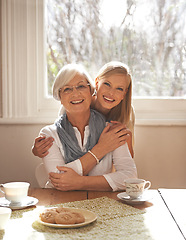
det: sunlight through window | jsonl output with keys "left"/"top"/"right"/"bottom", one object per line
{"left": 46, "top": 0, "right": 186, "bottom": 97}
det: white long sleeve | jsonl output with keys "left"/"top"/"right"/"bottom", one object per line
{"left": 39, "top": 124, "right": 137, "bottom": 191}
{"left": 40, "top": 125, "right": 83, "bottom": 176}
{"left": 88, "top": 144, "right": 137, "bottom": 191}
{"left": 103, "top": 145, "right": 137, "bottom": 191}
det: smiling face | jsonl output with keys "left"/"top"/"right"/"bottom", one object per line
{"left": 95, "top": 74, "right": 130, "bottom": 112}
{"left": 59, "top": 73, "right": 92, "bottom": 116}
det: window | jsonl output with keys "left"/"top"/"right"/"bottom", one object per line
{"left": 46, "top": 0, "right": 186, "bottom": 97}
{"left": 0, "top": 0, "right": 186, "bottom": 125}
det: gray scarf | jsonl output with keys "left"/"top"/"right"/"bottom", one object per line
{"left": 55, "top": 109, "right": 106, "bottom": 163}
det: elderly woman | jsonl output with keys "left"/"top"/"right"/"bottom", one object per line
{"left": 37, "top": 64, "right": 137, "bottom": 191}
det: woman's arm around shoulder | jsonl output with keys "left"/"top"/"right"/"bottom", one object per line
{"left": 79, "top": 122, "right": 132, "bottom": 175}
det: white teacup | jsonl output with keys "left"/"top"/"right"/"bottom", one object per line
{"left": 125, "top": 178, "right": 151, "bottom": 199}
{"left": 0, "top": 207, "right": 12, "bottom": 230}
{"left": 0, "top": 182, "right": 30, "bottom": 204}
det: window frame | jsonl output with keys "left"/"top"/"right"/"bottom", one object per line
{"left": 0, "top": 0, "right": 186, "bottom": 125}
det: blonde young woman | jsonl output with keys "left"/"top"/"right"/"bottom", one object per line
{"left": 92, "top": 61, "right": 134, "bottom": 157}
{"left": 32, "top": 61, "right": 134, "bottom": 159}
{"left": 36, "top": 63, "right": 137, "bottom": 191}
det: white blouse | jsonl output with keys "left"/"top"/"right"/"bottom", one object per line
{"left": 40, "top": 124, "right": 137, "bottom": 191}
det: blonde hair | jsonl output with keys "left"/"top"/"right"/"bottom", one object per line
{"left": 96, "top": 61, "right": 134, "bottom": 126}
{"left": 53, "top": 63, "right": 95, "bottom": 101}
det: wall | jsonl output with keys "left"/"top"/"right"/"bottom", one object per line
{"left": 0, "top": 124, "right": 44, "bottom": 187}
{"left": 0, "top": 124, "right": 186, "bottom": 189}
{"left": 135, "top": 125, "right": 186, "bottom": 188}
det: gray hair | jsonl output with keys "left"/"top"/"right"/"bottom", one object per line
{"left": 53, "top": 63, "right": 94, "bottom": 101}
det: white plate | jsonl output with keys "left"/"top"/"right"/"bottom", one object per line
{"left": 0, "top": 196, "right": 38, "bottom": 210}
{"left": 117, "top": 191, "right": 152, "bottom": 205}
{"left": 38, "top": 207, "right": 97, "bottom": 228}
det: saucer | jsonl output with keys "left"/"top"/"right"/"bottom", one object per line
{"left": 0, "top": 196, "right": 38, "bottom": 210}
{"left": 117, "top": 191, "right": 152, "bottom": 205}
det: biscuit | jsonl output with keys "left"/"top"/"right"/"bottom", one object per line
{"left": 40, "top": 210, "right": 58, "bottom": 224}
{"left": 55, "top": 212, "right": 77, "bottom": 224}
{"left": 40, "top": 207, "right": 85, "bottom": 225}
{"left": 71, "top": 212, "right": 85, "bottom": 224}
{"left": 56, "top": 207, "right": 72, "bottom": 213}
{"left": 55, "top": 211, "right": 85, "bottom": 225}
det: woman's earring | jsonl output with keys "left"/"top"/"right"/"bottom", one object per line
{"left": 93, "top": 89, "right": 97, "bottom": 96}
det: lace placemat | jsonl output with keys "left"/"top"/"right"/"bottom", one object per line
{"left": 0, "top": 197, "right": 153, "bottom": 240}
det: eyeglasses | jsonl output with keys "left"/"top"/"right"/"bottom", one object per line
{"left": 59, "top": 83, "right": 90, "bottom": 95}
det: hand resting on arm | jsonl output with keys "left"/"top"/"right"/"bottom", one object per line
{"left": 49, "top": 166, "right": 112, "bottom": 191}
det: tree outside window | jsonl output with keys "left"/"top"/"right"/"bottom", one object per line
{"left": 46, "top": 0, "right": 186, "bottom": 97}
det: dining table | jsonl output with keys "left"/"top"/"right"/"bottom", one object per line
{"left": 0, "top": 188, "right": 185, "bottom": 240}
{"left": 158, "top": 188, "right": 186, "bottom": 240}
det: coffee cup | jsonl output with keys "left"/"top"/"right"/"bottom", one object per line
{"left": 124, "top": 178, "right": 151, "bottom": 199}
{"left": 0, "top": 182, "right": 30, "bottom": 204}
{"left": 0, "top": 207, "right": 12, "bottom": 230}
